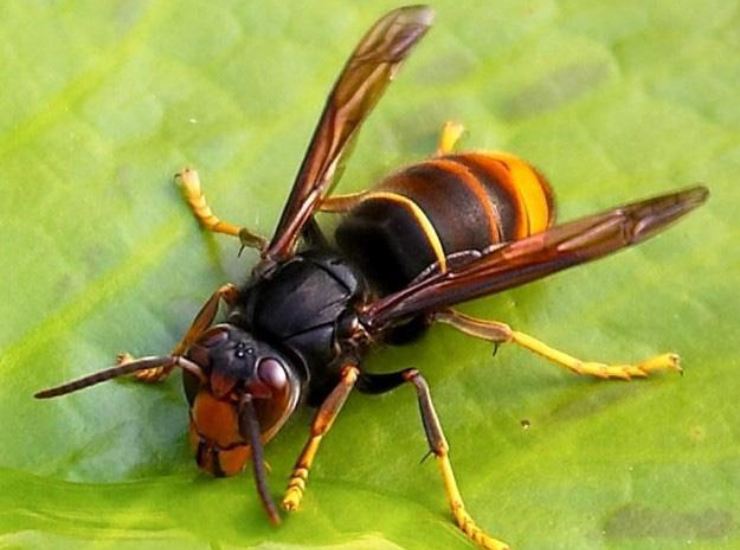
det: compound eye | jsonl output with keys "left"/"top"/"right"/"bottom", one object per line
{"left": 257, "top": 358, "right": 288, "bottom": 390}
{"left": 247, "top": 355, "right": 300, "bottom": 446}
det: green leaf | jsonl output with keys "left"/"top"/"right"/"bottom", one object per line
{"left": 1, "top": 1, "right": 738, "bottom": 549}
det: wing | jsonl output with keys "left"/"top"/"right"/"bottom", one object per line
{"left": 361, "top": 186, "right": 709, "bottom": 330}
{"left": 263, "top": 5, "right": 435, "bottom": 263}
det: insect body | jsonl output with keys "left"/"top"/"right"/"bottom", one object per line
{"left": 36, "top": 6, "right": 708, "bottom": 549}
{"left": 335, "top": 151, "right": 555, "bottom": 295}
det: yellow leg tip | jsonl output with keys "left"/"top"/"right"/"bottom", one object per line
{"left": 283, "top": 467, "right": 309, "bottom": 511}
{"left": 437, "top": 121, "right": 465, "bottom": 155}
{"left": 173, "top": 167, "right": 248, "bottom": 240}
{"left": 281, "top": 488, "right": 303, "bottom": 512}
{"left": 453, "top": 507, "right": 509, "bottom": 550}
{"left": 573, "top": 352, "right": 682, "bottom": 381}
{"left": 175, "top": 167, "right": 200, "bottom": 189}
{"left": 638, "top": 352, "right": 681, "bottom": 374}
{"left": 175, "top": 168, "right": 207, "bottom": 205}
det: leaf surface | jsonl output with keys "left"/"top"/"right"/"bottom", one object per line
{"left": 1, "top": 2, "right": 738, "bottom": 549}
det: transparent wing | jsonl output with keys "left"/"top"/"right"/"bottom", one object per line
{"left": 361, "top": 186, "right": 709, "bottom": 330}
{"left": 264, "top": 5, "right": 435, "bottom": 262}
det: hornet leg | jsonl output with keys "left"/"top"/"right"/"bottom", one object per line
{"left": 282, "top": 364, "right": 359, "bottom": 511}
{"left": 436, "top": 120, "right": 465, "bottom": 155}
{"left": 434, "top": 309, "right": 682, "bottom": 380}
{"left": 176, "top": 168, "right": 267, "bottom": 251}
{"left": 130, "top": 283, "right": 240, "bottom": 382}
{"left": 359, "top": 369, "right": 509, "bottom": 550}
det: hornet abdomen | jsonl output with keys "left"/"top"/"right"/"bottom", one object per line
{"left": 336, "top": 152, "right": 556, "bottom": 295}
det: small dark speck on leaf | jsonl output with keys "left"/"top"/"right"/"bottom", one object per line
{"left": 605, "top": 504, "right": 734, "bottom": 540}
{"left": 502, "top": 61, "right": 610, "bottom": 121}
{"left": 689, "top": 425, "right": 706, "bottom": 443}
{"left": 520, "top": 419, "right": 531, "bottom": 430}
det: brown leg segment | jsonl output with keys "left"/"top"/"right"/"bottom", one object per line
{"left": 356, "top": 368, "right": 509, "bottom": 549}
{"left": 404, "top": 369, "right": 510, "bottom": 550}
{"left": 132, "top": 283, "right": 239, "bottom": 382}
{"left": 176, "top": 168, "right": 268, "bottom": 251}
{"left": 434, "top": 309, "right": 682, "bottom": 380}
{"left": 282, "top": 364, "right": 359, "bottom": 511}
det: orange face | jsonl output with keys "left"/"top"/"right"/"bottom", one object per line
{"left": 186, "top": 348, "right": 302, "bottom": 477}
{"left": 188, "top": 390, "right": 251, "bottom": 476}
